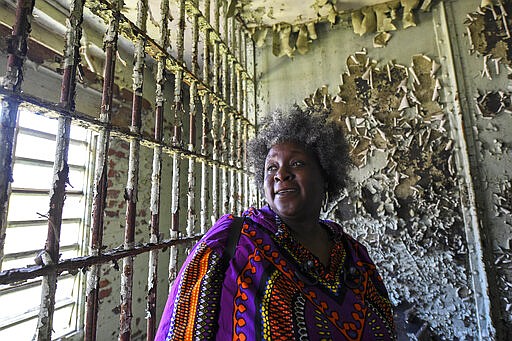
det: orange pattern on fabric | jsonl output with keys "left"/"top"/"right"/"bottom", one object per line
{"left": 171, "top": 246, "right": 213, "bottom": 341}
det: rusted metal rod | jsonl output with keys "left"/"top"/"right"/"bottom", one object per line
{"left": 36, "top": 0, "right": 85, "bottom": 339}
{"left": 187, "top": 0, "right": 200, "bottom": 237}
{"left": 169, "top": 0, "right": 186, "bottom": 284}
{"left": 84, "top": 4, "right": 122, "bottom": 340}
{"left": 200, "top": 0, "right": 211, "bottom": 233}
{"left": 228, "top": 17, "right": 237, "bottom": 214}
{"left": 0, "top": 235, "right": 203, "bottom": 285}
{"left": 210, "top": 0, "right": 220, "bottom": 220}
{"left": 220, "top": 2, "right": 230, "bottom": 214}
{"left": 0, "top": 0, "right": 35, "bottom": 271}
{"left": 146, "top": 0, "right": 170, "bottom": 338}
{"left": 119, "top": 0, "right": 148, "bottom": 339}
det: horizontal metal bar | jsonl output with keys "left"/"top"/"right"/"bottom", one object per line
{"left": 0, "top": 89, "right": 253, "bottom": 175}
{"left": 0, "top": 234, "right": 202, "bottom": 284}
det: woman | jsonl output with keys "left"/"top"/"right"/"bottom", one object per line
{"left": 156, "top": 106, "right": 396, "bottom": 340}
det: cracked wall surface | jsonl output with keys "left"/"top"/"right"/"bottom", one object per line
{"left": 302, "top": 51, "right": 476, "bottom": 339}
{"left": 465, "top": 0, "right": 512, "bottom": 334}
{"left": 257, "top": 0, "right": 511, "bottom": 339}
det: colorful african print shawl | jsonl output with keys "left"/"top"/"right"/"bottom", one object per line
{"left": 155, "top": 206, "right": 396, "bottom": 340}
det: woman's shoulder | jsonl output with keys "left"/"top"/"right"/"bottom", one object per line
{"left": 199, "top": 213, "right": 241, "bottom": 251}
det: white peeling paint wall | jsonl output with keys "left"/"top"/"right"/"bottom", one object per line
{"left": 255, "top": 0, "right": 511, "bottom": 339}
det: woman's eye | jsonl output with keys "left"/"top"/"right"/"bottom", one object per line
{"left": 291, "top": 160, "right": 304, "bottom": 167}
{"left": 266, "top": 165, "right": 277, "bottom": 172}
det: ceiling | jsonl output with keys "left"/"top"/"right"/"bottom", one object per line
{"left": 239, "top": 0, "right": 395, "bottom": 27}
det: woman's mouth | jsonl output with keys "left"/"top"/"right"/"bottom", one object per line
{"left": 275, "top": 188, "right": 297, "bottom": 195}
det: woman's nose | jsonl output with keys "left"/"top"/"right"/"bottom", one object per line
{"left": 274, "top": 166, "right": 293, "bottom": 182}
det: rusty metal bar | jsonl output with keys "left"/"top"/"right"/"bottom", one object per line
{"left": 200, "top": 0, "right": 211, "bottom": 233}
{"left": 35, "top": 0, "right": 84, "bottom": 339}
{"left": 146, "top": 0, "right": 170, "bottom": 337}
{"left": 169, "top": 0, "right": 186, "bottom": 284}
{"left": 240, "top": 31, "right": 248, "bottom": 210}
{"left": 119, "top": 0, "right": 148, "bottom": 339}
{"left": 247, "top": 35, "right": 257, "bottom": 207}
{"left": 241, "top": 31, "right": 248, "bottom": 211}
{"left": 228, "top": 17, "right": 236, "bottom": 214}
{"left": 236, "top": 118, "right": 243, "bottom": 213}
{"left": 0, "top": 0, "right": 35, "bottom": 271}
{"left": 229, "top": 114, "right": 236, "bottom": 213}
{"left": 220, "top": 1, "right": 230, "bottom": 214}
{"left": 0, "top": 234, "right": 203, "bottom": 285}
{"left": 243, "top": 118, "right": 249, "bottom": 210}
{"left": 0, "top": 86, "right": 249, "bottom": 176}
{"left": 210, "top": 0, "right": 220, "bottom": 220}
{"left": 84, "top": 1, "right": 122, "bottom": 339}
{"left": 187, "top": 0, "right": 200, "bottom": 237}
{"left": 235, "top": 22, "right": 243, "bottom": 213}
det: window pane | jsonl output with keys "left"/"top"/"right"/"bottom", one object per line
{"left": 7, "top": 193, "right": 49, "bottom": 222}
{"left": 0, "top": 284, "right": 42, "bottom": 323}
{"left": 3, "top": 106, "right": 90, "bottom": 340}
{"left": 18, "top": 110, "right": 58, "bottom": 133}
{"left": 14, "top": 133, "right": 56, "bottom": 163}
{"left": 7, "top": 193, "right": 86, "bottom": 222}
{"left": 11, "top": 163, "right": 53, "bottom": 190}
{"left": 52, "top": 304, "right": 77, "bottom": 338}
{"left": 0, "top": 317, "right": 38, "bottom": 340}
{"left": 3, "top": 224, "right": 48, "bottom": 254}
{"left": 2, "top": 254, "right": 38, "bottom": 270}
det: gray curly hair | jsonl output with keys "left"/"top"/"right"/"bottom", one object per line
{"left": 247, "top": 105, "right": 351, "bottom": 200}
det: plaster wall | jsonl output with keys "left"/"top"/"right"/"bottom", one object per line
{"left": 256, "top": 0, "right": 511, "bottom": 339}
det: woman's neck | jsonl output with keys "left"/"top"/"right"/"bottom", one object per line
{"left": 280, "top": 217, "right": 333, "bottom": 267}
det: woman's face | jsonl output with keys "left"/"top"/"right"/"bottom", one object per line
{"left": 263, "top": 142, "right": 325, "bottom": 222}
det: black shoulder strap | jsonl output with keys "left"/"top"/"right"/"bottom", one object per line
{"left": 220, "top": 216, "right": 244, "bottom": 270}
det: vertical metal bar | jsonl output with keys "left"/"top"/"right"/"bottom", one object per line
{"left": 210, "top": 0, "right": 220, "bottom": 221}
{"left": 200, "top": 0, "right": 211, "bottom": 233}
{"left": 0, "top": 0, "right": 35, "bottom": 270}
{"left": 85, "top": 2, "right": 122, "bottom": 339}
{"left": 236, "top": 24, "right": 243, "bottom": 213}
{"left": 228, "top": 16, "right": 237, "bottom": 213}
{"left": 241, "top": 31, "right": 249, "bottom": 211}
{"left": 169, "top": 0, "right": 186, "bottom": 283}
{"left": 221, "top": 1, "right": 229, "bottom": 213}
{"left": 236, "top": 118, "right": 243, "bottom": 213}
{"left": 229, "top": 114, "right": 236, "bottom": 213}
{"left": 36, "top": 0, "right": 84, "bottom": 339}
{"left": 146, "top": 0, "right": 170, "bottom": 338}
{"left": 187, "top": 0, "right": 200, "bottom": 237}
{"left": 248, "top": 36, "right": 258, "bottom": 207}
{"left": 119, "top": 0, "right": 147, "bottom": 338}
{"left": 243, "top": 119, "right": 249, "bottom": 210}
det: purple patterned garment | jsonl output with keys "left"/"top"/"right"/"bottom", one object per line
{"left": 155, "top": 206, "right": 396, "bottom": 341}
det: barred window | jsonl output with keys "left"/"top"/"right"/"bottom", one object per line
{"left": 0, "top": 108, "right": 93, "bottom": 339}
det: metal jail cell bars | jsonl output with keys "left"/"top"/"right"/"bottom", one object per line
{"left": 200, "top": 0, "right": 211, "bottom": 234}
{"left": 145, "top": 0, "right": 171, "bottom": 337}
{"left": 0, "top": 0, "right": 35, "bottom": 272}
{"left": 0, "top": 0, "right": 256, "bottom": 338}
{"left": 118, "top": 0, "right": 149, "bottom": 338}
{"left": 84, "top": 0, "right": 123, "bottom": 339}
{"left": 35, "top": 0, "right": 84, "bottom": 338}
